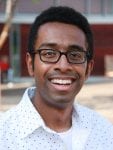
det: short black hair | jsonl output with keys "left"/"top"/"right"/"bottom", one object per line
{"left": 28, "top": 6, "right": 94, "bottom": 61}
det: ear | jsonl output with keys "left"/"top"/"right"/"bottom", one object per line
{"left": 26, "top": 53, "right": 34, "bottom": 77}
{"left": 85, "top": 60, "right": 94, "bottom": 80}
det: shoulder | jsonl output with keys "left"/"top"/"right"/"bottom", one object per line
{"left": 75, "top": 104, "right": 113, "bottom": 127}
{"left": 0, "top": 107, "right": 19, "bottom": 145}
{"left": 74, "top": 104, "right": 113, "bottom": 135}
{"left": 73, "top": 104, "right": 113, "bottom": 148}
{"left": 0, "top": 106, "right": 19, "bottom": 128}
{"left": 0, "top": 87, "right": 37, "bottom": 138}
{"left": 74, "top": 104, "right": 113, "bottom": 149}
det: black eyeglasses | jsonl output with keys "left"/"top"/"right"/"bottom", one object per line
{"left": 32, "top": 48, "right": 89, "bottom": 64}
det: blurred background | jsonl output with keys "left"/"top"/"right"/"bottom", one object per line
{"left": 0, "top": 0, "right": 113, "bottom": 123}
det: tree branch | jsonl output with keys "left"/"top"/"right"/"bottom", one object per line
{"left": 0, "top": 0, "right": 18, "bottom": 50}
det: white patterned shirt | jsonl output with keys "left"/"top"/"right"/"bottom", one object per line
{"left": 0, "top": 87, "right": 113, "bottom": 150}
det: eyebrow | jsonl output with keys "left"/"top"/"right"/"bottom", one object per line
{"left": 38, "top": 43, "right": 57, "bottom": 49}
{"left": 68, "top": 45, "right": 86, "bottom": 51}
{"left": 38, "top": 43, "right": 85, "bottom": 51}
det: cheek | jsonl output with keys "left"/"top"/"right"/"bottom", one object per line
{"left": 74, "top": 63, "right": 87, "bottom": 76}
{"left": 73, "top": 64, "right": 88, "bottom": 85}
{"left": 34, "top": 63, "right": 44, "bottom": 80}
{"left": 33, "top": 58, "right": 50, "bottom": 83}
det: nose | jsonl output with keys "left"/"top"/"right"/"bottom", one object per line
{"left": 54, "top": 54, "right": 72, "bottom": 72}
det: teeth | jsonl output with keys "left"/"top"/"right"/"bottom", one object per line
{"left": 51, "top": 79, "right": 72, "bottom": 85}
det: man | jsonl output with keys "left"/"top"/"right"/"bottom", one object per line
{"left": 0, "top": 6, "right": 113, "bottom": 150}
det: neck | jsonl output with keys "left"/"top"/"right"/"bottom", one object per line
{"left": 33, "top": 96, "right": 73, "bottom": 132}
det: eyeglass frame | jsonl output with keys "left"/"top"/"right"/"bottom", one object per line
{"left": 31, "top": 48, "right": 90, "bottom": 64}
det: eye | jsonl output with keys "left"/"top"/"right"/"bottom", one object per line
{"left": 41, "top": 49, "right": 57, "bottom": 58}
{"left": 69, "top": 51, "right": 83, "bottom": 60}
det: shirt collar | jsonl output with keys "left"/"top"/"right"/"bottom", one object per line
{"left": 16, "top": 87, "right": 60, "bottom": 139}
{"left": 16, "top": 87, "right": 46, "bottom": 138}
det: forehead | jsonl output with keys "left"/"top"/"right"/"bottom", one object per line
{"left": 35, "top": 22, "right": 87, "bottom": 49}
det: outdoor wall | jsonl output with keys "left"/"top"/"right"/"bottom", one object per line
{"left": 20, "top": 24, "right": 31, "bottom": 76}
{"left": 92, "top": 24, "right": 113, "bottom": 75}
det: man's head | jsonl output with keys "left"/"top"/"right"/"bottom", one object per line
{"left": 28, "top": 6, "right": 93, "bottom": 62}
{"left": 26, "top": 6, "right": 94, "bottom": 109}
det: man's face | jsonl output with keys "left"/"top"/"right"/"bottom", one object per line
{"left": 27, "top": 22, "right": 93, "bottom": 109}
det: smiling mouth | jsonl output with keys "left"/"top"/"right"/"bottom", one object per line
{"left": 51, "top": 79, "right": 72, "bottom": 85}
{"left": 48, "top": 73, "right": 79, "bottom": 92}
{"left": 49, "top": 78, "right": 75, "bottom": 92}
